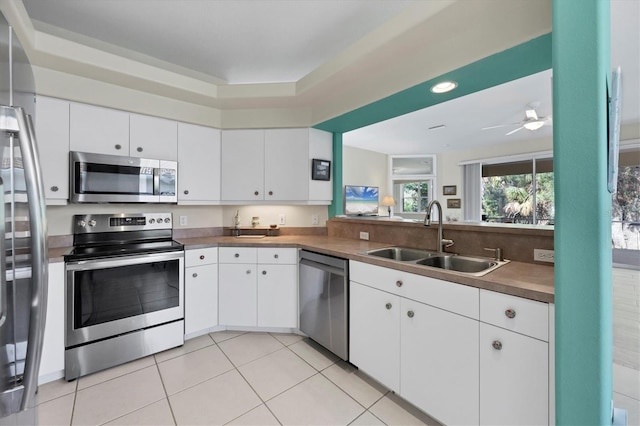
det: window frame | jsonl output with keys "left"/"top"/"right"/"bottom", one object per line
{"left": 389, "top": 155, "right": 437, "bottom": 217}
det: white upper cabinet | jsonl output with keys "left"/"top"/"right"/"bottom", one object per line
{"left": 178, "top": 123, "right": 221, "bottom": 204}
{"left": 264, "top": 128, "right": 308, "bottom": 201}
{"left": 35, "top": 96, "right": 70, "bottom": 204}
{"left": 70, "top": 102, "right": 130, "bottom": 156}
{"left": 221, "top": 129, "right": 265, "bottom": 201}
{"left": 129, "top": 113, "right": 177, "bottom": 160}
{"left": 221, "top": 128, "right": 332, "bottom": 204}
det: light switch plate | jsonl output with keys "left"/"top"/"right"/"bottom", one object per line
{"left": 179, "top": 216, "right": 187, "bottom": 226}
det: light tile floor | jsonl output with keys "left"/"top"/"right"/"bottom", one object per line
{"left": 29, "top": 331, "right": 440, "bottom": 426}
{"left": 614, "top": 363, "right": 640, "bottom": 426}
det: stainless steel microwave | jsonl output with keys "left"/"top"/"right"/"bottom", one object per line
{"left": 70, "top": 151, "right": 177, "bottom": 203}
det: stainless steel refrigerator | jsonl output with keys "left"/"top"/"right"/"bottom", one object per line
{"left": 0, "top": 10, "right": 49, "bottom": 420}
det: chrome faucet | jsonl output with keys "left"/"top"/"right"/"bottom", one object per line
{"left": 424, "top": 200, "right": 454, "bottom": 253}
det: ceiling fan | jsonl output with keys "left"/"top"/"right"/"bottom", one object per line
{"left": 482, "top": 104, "right": 552, "bottom": 136}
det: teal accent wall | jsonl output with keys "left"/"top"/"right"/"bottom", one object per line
{"left": 553, "top": 0, "right": 612, "bottom": 424}
{"left": 328, "top": 132, "right": 343, "bottom": 217}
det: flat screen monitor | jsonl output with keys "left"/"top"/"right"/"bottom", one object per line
{"left": 344, "top": 185, "right": 379, "bottom": 216}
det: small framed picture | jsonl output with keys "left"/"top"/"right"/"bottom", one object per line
{"left": 443, "top": 185, "right": 457, "bottom": 196}
{"left": 311, "top": 159, "right": 331, "bottom": 181}
{"left": 447, "top": 198, "right": 461, "bottom": 209}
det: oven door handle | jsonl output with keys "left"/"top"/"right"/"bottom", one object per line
{"left": 66, "top": 250, "right": 184, "bottom": 271}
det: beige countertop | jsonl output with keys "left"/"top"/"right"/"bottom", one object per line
{"left": 177, "top": 235, "right": 555, "bottom": 303}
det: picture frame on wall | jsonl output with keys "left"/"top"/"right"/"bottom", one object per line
{"left": 311, "top": 159, "right": 331, "bottom": 181}
{"left": 443, "top": 185, "right": 457, "bottom": 196}
{"left": 447, "top": 198, "right": 461, "bottom": 209}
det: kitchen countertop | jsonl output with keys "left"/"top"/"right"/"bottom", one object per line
{"left": 48, "top": 235, "right": 554, "bottom": 303}
{"left": 178, "top": 235, "right": 555, "bottom": 303}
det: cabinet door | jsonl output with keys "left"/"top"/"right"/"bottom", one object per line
{"left": 185, "top": 264, "right": 218, "bottom": 335}
{"left": 264, "top": 128, "right": 308, "bottom": 201}
{"left": 70, "top": 103, "right": 130, "bottom": 155}
{"left": 178, "top": 123, "right": 221, "bottom": 203}
{"left": 480, "top": 323, "right": 548, "bottom": 426}
{"left": 218, "top": 263, "right": 257, "bottom": 326}
{"left": 39, "top": 262, "right": 65, "bottom": 383}
{"left": 129, "top": 114, "right": 177, "bottom": 160}
{"left": 349, "top": 282, "right": 400, "bottom": 392}
{"left": 221, "top": 129, "right": 264, "bottom": 201}
{"left": 257, "top": 264, "right": 297, "bottom": 328}
{"left": 401, "top": 298, "right": 479, "bottom": 426}
{"left": 35, "top": 96, "right": 69, "bottom": 203}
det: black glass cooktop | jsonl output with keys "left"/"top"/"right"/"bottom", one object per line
{"left": 65, "top": 239, "right": 184, "bottom": 261}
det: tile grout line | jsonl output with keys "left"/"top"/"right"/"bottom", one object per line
{"left": 153, "top": 356, "right": 178, "bottom": 426}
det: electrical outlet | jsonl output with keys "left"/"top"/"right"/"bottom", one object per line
{"left": 279, "top": 214, "right": 286, "bottom": 225}
{"left": 179, "top": 216, "right": 187, "bottom": 226}
{"left": 359, "top": 231, "right": 369, "bottom": 240}
{"left": 534, "top": 249, "right": 554, "bottom": 263}
{"left": 311, "top": 214, "right": 319, "bottom": 225}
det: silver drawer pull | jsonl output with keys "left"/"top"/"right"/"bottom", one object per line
{"left": 235, "top": 253, "right": 240, "bottom": 258}
{"left": 246, "top": 270, "right": 251, "bottom": 274}
{"left": 407, "top": 310, "right": 414, "bottom": 318}
{"left": 192, "top": 273, "right": 198, "bottom": 278}
{"left": 262, "top": 270, "right": 267, "bottom": 275}
{"left": 200, "top": 255, "right": 205, "bottom": 260}
{"left": 505, "top": 309, "right": 516, "bottom": 319}
{"left": 396, "top": 280, "right": 403, "bottom": 287}
{"left": 114, "top": 144, "right": 122, "bottom": 150}
{"left": 51, "top": 185, "right": 59, "bottom": 192}
{"left": 492, "top": 340, "right": 503, "bottom": 350}
{"left": 274, "top": 254, "right": 279, "bottom": 259}
{"left": 385, "top": 303, "right": 392, "bottom": 310}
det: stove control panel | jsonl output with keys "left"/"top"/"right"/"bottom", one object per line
{"left": 73, "top": 213, "right": 173, "bottom": 233}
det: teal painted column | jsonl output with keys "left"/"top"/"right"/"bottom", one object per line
{"left": 328, "top": 132, "right": 343, "bottom": 218}
{"left": 553, "top": 0, "right": 612, "bottom": 424}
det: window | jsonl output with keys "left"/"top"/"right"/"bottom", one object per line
{"left": 612, "top": 146, "right": 640, "bottom": 267}
{"left": 477, "top": 156, "right": 554, "bottom": 225}
{"left": 390, "top": 155, "right": 436, "bottom": 215}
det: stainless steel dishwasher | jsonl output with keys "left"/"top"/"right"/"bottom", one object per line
{"left": 299, "top": 250, "right": 349, "bottom": 361}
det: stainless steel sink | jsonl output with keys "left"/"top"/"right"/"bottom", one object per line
{"left": 365, "top": 247, "right": 437, "bottom": 261}
{"left": 364, "top": 246, "right": 508, "bottom": 276}
{"left": 417, "top": 255, "right": 502, "bottom": 275}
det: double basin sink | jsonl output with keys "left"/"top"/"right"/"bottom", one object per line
{"left": 364, "top": 247, "right": 508, "bottom": 277}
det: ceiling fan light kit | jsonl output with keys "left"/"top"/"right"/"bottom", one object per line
{"left": 523, "top": 120, "right": 545, "bottom": 131}
{"left": 482, "top": 104, "right": 551, "bottom": 135}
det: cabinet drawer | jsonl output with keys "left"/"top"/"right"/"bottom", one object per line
{"left": 219, "top": 247, "right": 258, "bottom": 263}
{"left": 350, "top": 261, "right": 478, "bottom": 319}
{"left": 185, "top": 247, "right": 218, "bottom": 267}
{"left": 257, "top": 247, "right": 297, "bottom": 264}
{"left": 480, "top": 290, "right": 548, "bottom": 341}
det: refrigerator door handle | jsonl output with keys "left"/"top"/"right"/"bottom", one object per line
{"left": 1, "top": 106, "right": 49, "bottom": 410}
{"left": 0, "top": 176, "right": 5, "bottom": 329}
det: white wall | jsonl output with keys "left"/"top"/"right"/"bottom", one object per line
{"left": 343, "top": 146, "right": 389, "bottom": 216}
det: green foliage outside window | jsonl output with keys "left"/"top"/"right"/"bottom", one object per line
{"left": 401, "top": 182, "right": 430, "bottom": 213}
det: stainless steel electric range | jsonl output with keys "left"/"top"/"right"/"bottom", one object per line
{"left": 63, "top": 213, "right": 184, "bottom": 380}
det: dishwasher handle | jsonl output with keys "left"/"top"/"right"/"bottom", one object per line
{"left": 299, "top": 258, "right": 346, "bottom": 277}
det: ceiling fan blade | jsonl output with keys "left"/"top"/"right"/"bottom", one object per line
{"left": 482, "top": 122, "right": 520, "bottom": 131}
{"left": 505, "top": 126, "right": 524, "bottom": 136}
{"left": 525, "top": 109, "right": 538, "bottom": 120}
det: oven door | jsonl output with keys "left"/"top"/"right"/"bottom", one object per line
{"left": 65, "top": 251, "right": 184, "bottom": 348}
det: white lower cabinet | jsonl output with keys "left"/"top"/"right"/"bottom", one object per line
{"left": 218, "top": 247, "right": 297, "bottom": 328}
{"left": 185, "top": 248, "right": 219, "bottom": 335}
{"left": 349, "top": 281, "right": 400, "bottom": 392}
{"left": 39, "top": 262, "right": 65, "bottom": 383}
{"left": 401, "top": 298, "right": 479, "bottom": 425}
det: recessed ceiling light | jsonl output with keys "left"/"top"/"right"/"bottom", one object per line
{"left": 430, "top": 81, "right": 457, "bottom": 93}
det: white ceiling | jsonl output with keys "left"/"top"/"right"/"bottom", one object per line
{"left": 22, "top": 0, "right": 416, "bottom": 84}
{"left": 17, "top": 0, "right": 639, "bottom": 154}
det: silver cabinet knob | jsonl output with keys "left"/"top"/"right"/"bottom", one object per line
{"left": 268, "top": 190, "right": 273, "bottom": 196}
{"left": 50, "top": 185, "right": 59, "bottom": 192}
{"left": 385, "top": 303, "right": 392, "bottom": 310}
{"left": 262, "top": 270, "right": 267, "bottom": 275}
{"left": 246, "top": 270, "right": 251, "bottom": 274}
{"left": 184, "top": 190, "right": 189, "bottom": 195}
{"left": 199, "top": 255, "right": 205, "bottom": 260}
{"left": 274, "top": 254, "right": 279, "bottom": 259}
{"left": 114, "top": 144, "right": 122, "bottom": 150}
{"left": 192, "top": 273, "right": 198, "bottom": 278}
{"left": 254, "top": 191, "right": 259, "bottom": 196}
{"left": 505, "top": 309, "right": 516, "bottom": 319}
{"left": 137, "top": 147, "right": 143, "bottom": 152}
{"left": 407, "top": 310, "right": 414, "bottom": 318}
{"left": 492, "top": 340, "right": 503, "bottom": 350}
{"left": 396, "top": 280, "right": 403, "bottom": 287}
{"left": 235, "top": 253, "right": 240, "bottom": 258}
